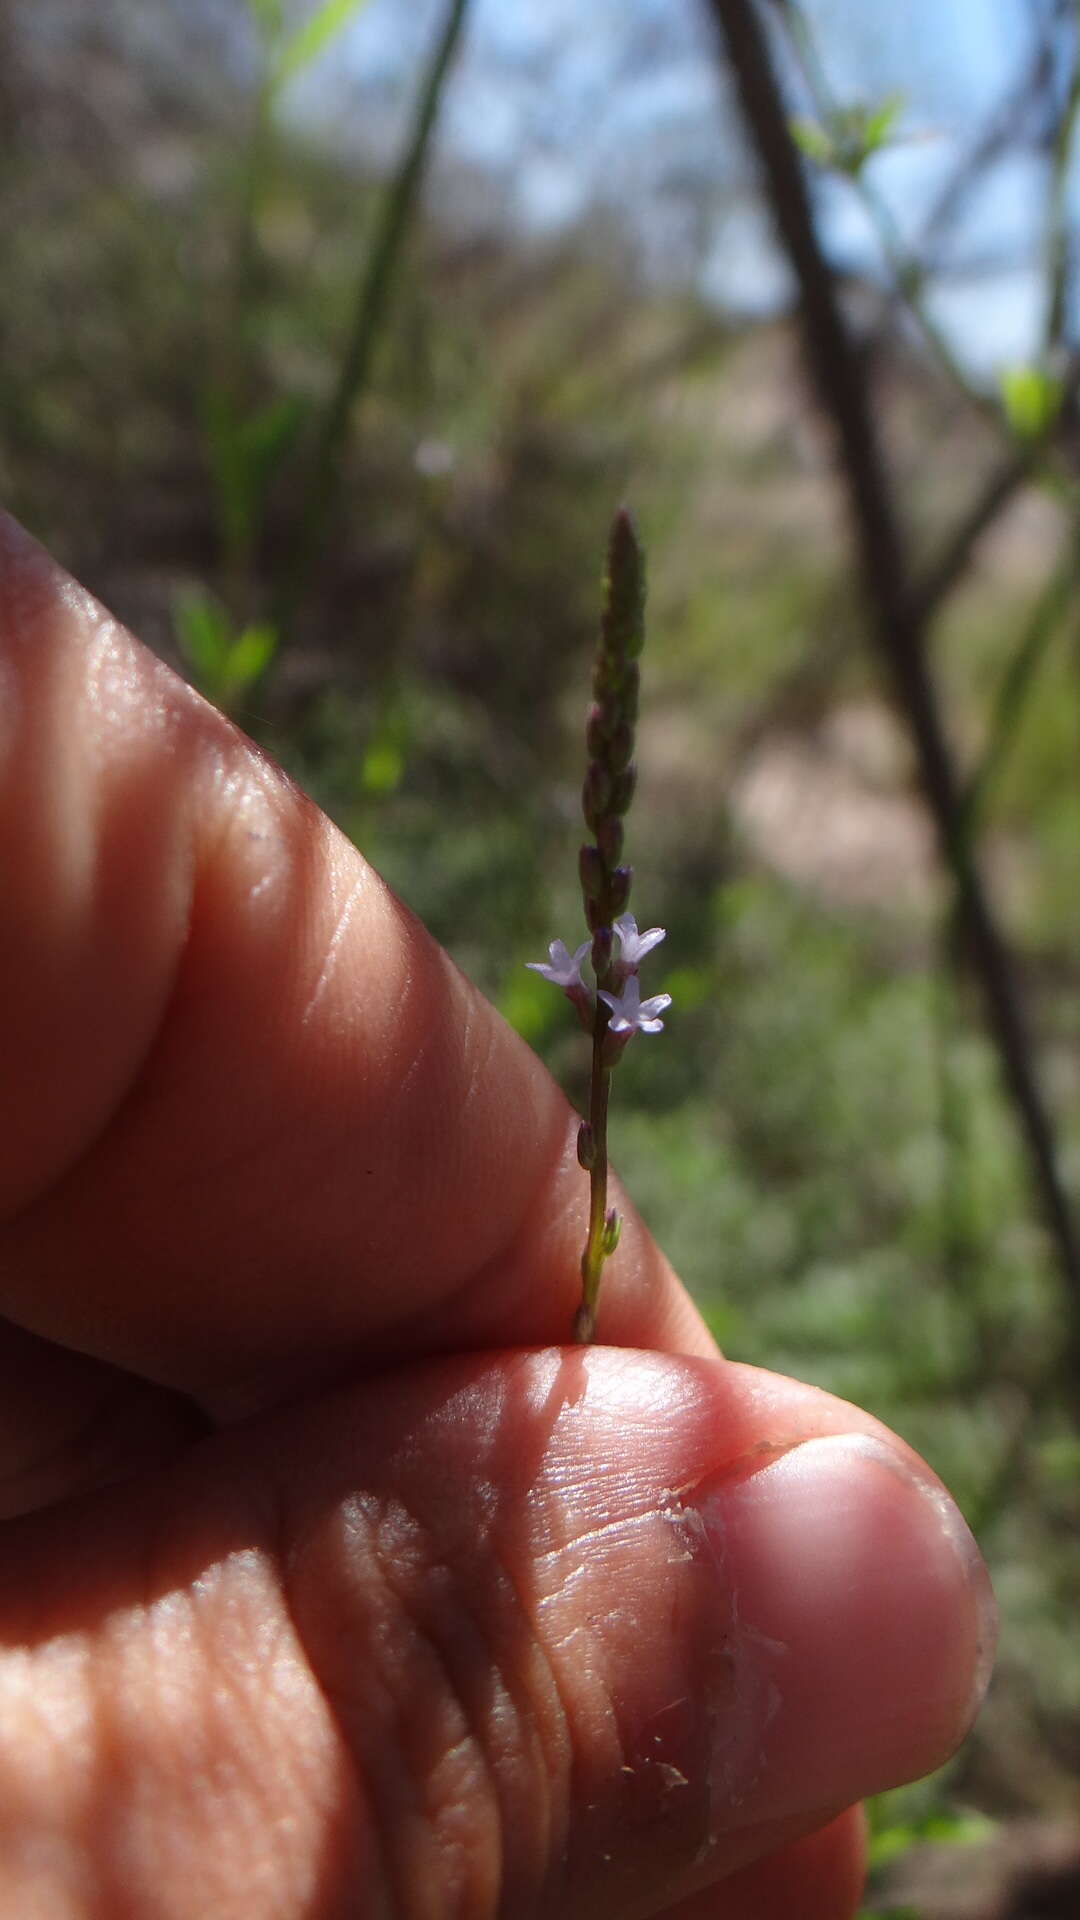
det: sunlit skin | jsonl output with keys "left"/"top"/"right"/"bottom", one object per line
{"left": 0, "top": 512, "right": 994, "bottom": 1918}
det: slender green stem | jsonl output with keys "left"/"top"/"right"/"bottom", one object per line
{"left": 279, "top": 0, "right": 470, "bottom": 631}
{"left": 575, "top": 1027, "right": 612, "bottom": 1345}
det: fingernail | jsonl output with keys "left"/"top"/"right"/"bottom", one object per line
{"left": 688, "top": 1432, "right": 997, "bottom": 1830}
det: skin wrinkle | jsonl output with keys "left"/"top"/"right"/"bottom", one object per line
{"left": 362, "top": 1495, "right": 524, "bottom": 1919}
{"left": 380, "top": 1530, "right": 502, "bottom": 1917}
{"left": 300, "top": 867, "right": 370, "bottom": 1029}
{"left": 0, "top": 603, "right": 218, "bottom": 1234}
{"left": 94, "top": 1483, "right": 358, "bottom": 1915}
{"left": 279, "top": 1424, "right": 576, "bottom": 1920}
{"left": 314, "top": 1493, "right": 472, "bottom": 1920}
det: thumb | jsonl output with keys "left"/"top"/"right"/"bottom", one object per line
{"left": 0, "top": 1349, "right": 995, "bottom": 1917}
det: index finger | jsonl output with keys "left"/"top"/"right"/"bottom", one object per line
{"left": 0, "top": 514, "right": 713, "bottom": 1410}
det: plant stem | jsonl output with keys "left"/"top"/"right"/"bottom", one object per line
{"left": 709, "top": 0, "right": 1080, "bottom": 1376}
{"left": 279, "top": 0, "right": 470, "bottom": 632}
{"left": 575, "top": 1030, "right": 612, "bottom": 1345}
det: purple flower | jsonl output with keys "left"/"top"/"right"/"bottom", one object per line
{"left": 526, "top": 938, "right": 591, "bottom": 989}
{"left": 599, "top": 973, "right": 672, "bottom": 1035}
{"left": 613, "top": 913, "right": 666, "bottom": 971}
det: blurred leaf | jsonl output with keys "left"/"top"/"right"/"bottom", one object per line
{"left": 790, "top": 117, "right": 835, "bottom": 166}
{"left": 862, "top": 93, "right": 904, "bottom": 154}
{"left": 202, "top": 388, "right": 306, "bottom": 559}
{"left": 1038, "top": 1432, "right": 1080, "bottom": 1484}
{"left": 223, "top": 621, "right": 278, "bottom": 696}
{"left": 999, "top": 364, "right": 1062, "bottom": 440}
{"left": 498, "top": 967, "right": 560, "bottom": 1044}
{"left": 868, "top": 1801, "right": 994, "bottom": 1871}
{"left": 663, "top": 963, "right": 711, "bottom": 1012}
{"left": 173, "top": 586, "right": 231, "bottom": 682}
{"left": 173, "top": 590, "right": 277, "bottom": 710}
{"left": 791, "top": 96, "right": 904, "bottom": 175}
{"left": 272, "top": 0, "right": 373, "bottom": 91}
{"left": 360, "top": 738, "right": 405, "bottom": 796}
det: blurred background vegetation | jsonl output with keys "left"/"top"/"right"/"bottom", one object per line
{"left": 1, "top": 0, "right": 1078, "bottom": 1912}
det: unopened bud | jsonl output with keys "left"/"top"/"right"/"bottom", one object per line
{"left": 579, "top": 844, "right": 605, "bottom": 901}
{"left": 582, "top": 761, "right": 611, "bottom": 828}
{"left": 609, "top": 765, "right": 636, "bottom": 815}
{"left": 608, "top": 722, "right": 634, "bottom": 771}
{"left": 591, "top": 925, "right": 613, "bottom": 976}
{"left": 577, "top": 1122, "right": 595, "bottom": 1170}
{"left": 609, "top": 865, "right": 633, "bottom": 913}
{"left": 596, "top": 815, "right": 623, "bottom": 865}
{"left": 585, "top": 705, "right": 608, "bottom": 758}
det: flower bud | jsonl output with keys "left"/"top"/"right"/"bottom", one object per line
{"left": 609, "top": 865, "right": 633, "bottom": 913}
{"left": 582, "top": 761, "right": 611, "bottom": 828}
{"left": 608, "top": 722, "right": 634, "bottom": 771}
{"left": 585, "top": 705, "right": 608, "bottom": 758}
{"left": 579, "top": 843, "right": 605, "bottom": 901}
{"left": 597, "top": 815, "right": 623, "bottom": 865}
{"left": 577, "top": 1122, "right": 596, "bottom": 1170}
{"left": 609, "top": 764, "right": 637, "bottom": 816}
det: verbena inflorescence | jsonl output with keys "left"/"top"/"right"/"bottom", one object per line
{"left": 526, "top": 509, "right": 670, "bottom": 1343}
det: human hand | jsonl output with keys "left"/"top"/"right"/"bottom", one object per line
{"left": 0, "top": 512, "right": 995, "bottom": 1918}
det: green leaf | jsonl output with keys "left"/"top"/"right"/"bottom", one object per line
{"left": 359, "top": 738, "right": 404, "bottom": 796}
{"left": 791, "top": 96, "right": 904, "bottom": 176}
{"left": 999, "top": 363, "right": 1063, "bottom": 440}
{"left": 172, "top": 593, "right": 277, "bottom": 710}
{"left": 201, "top": 389, "right": 305, "bottom": 558}
{"left": 173, "top": 587, "right": 231, "bottom": 683}
{"left": 862, "top": 93, "right": 904, "bottom": 154}
{"left": 223, "top": 621, "right": 278, "bottom": 696}
{"left": 273, "top": 0, "right": 372, "bottom": 90}
{"left": 790, "top": 117, "right": 835, "bottom": 167}
{"left": 601, "top": 1209, "right": 622, "bottom": 1256}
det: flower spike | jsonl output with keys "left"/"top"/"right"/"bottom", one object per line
{"left": 523, "top": 512, "right": 672, "bottom": 1343}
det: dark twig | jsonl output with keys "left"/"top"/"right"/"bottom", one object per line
{"left": 909, "top": 446, "right": 1035, "bottom": 631}
{"left": 706, "top": 0, "right": 1080, "bottom": 1356}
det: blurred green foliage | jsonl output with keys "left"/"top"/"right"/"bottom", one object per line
{"left": 1, "top": 3, "right": 1079, "bottom": 1905}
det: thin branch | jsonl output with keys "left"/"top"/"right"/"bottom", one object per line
{"left": 281, "top": 0, "right": 470, "bottom": 627}
{"left": 1043, "top": 24, "right": 1080, "bottom": 358}
{"left": 911, "top": 353, "right": 1080, "bottom": 631}
{"left": 909, "top": 446, "right": 1035, "bottom": 630}
{"left": 705, "top": 0, "right": 1080, "bottom": 1357}
{"left": 768, "top": 0, "right": 989, "bottom": 416}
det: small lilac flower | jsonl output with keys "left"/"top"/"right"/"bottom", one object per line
{"left": 613, "top": 913, "right": 666, "bottom": 972}
{"left": 526, "top": 937, "right": 591, "bottom": 989}
{"left": 599, "top": 972, "right": 672, "bottom": 1036}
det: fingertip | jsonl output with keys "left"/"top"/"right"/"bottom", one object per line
{"left": 661, "top": 1808, "right": 866, "bottom": 1920}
